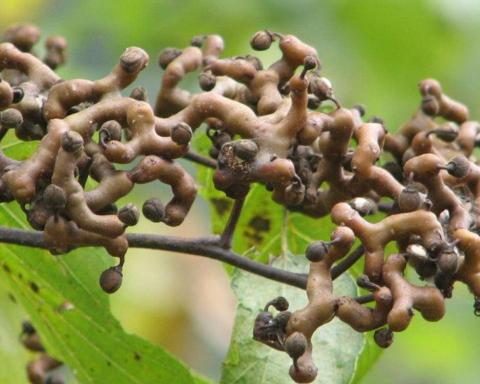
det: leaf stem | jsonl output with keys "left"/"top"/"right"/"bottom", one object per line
{"left": 331, "top": 245, "right": 365, "bottom": 279}
{"left": 219, "top": 197, "right": 245, "bottom": 249}
{"left": 183, "top": 150, "right": 217, "bottom": 168}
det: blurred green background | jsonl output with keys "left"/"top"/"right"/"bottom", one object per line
{"left": 2, "top": 0, "right": 480, "bottom": 383}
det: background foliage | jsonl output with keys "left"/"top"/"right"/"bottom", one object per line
{"left": 1, "top": 0, "right": 480, "bottom": 383}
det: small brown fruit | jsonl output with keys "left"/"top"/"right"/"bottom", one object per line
{"left": 284, "top": 332, "right": 308, "bottom": 361}
{"left": 43, "top": 184, "right": 66, "bottom": 211}
{"left": 233, "top": 139, "right": 258, "bottom": 161}
{"left": 158, "top": 48, "right": 182, "bottom": 69}
{"left": 171, "top": 122, "right": 193, "bottom": 145}
{"left": 142, "top": 198, "right": 165, "bottom": 222}
{"left": 250, "top": 31, "right": 273, "bottom": 51}
{"left": 118, "top": 203, "right": 139, "bottom": 226}
{"left": 99, "top": 266, "right": 123, "bottom": 294}
{"left": 61, "top": 131, "right": 83, "bottom": 153}
{"left": 374, "top": 327, "right": 393, "bottom": 348}
{"left": 199, "top": 72, "right": 217, "bottom": 91}
{"left": 305, "top": 241, "right": 329, "bottom": 262}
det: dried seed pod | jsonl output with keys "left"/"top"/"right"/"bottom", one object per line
{"left": 308, "top": 76, "right": 333, "bottom": 101}
{"left": 414, "top": 258, "right": 438, "bottom": 279}
{"left": 120, "top": 46, "right": 149, "bottom": 74}
{"left": 284, "top": 181, "right": 306, "bottom": 206}
{"left": 397, "top": 186, "right": 423, "bottom": 212}
{"left": 26, "top": 204, "right": 51, "bottom": 230}
{"left": 302, "top": 55, "right": 317, "bottom": 71}
{"left": 21, "top": 320, "right": 36, "bottom": 335}
{"left": 245, "top": 54, "right": 263, "bottom": 70}
{"left": 99, "top": 266, "right": 123, "bottom": 294}
{"left": 356, "top": 274, "right": 380, "bottom": 292}
{"left": 142, "top": 198, "right": 166, "bottom": 222}
{"left": 198, "top": 72, "right": 217, "bottom": 91}
{"left": 61, "top": 131, "right": 83, "bottom": 153}
{"left": 27, "top": 355, "right": 63, "bottom": 384}
{"left": 99, "top": 120, "right": 122, "bottom": 145}
{"left": 190, "top": 35, "right": 204, "bottom": 47}
{"left": 233, "top": 139, "right": 258, "bottom": 162}
{"left": 307, "top": 94, "right": 321, "bottom": 109}
{"left": 406, "top": 243, "right": 437, "bottom": 279}
{"left": 225, "top": 183, "right": 249, "bottom": 199}
{"left": 374, "top": 327, "right": 393, "bottom": 348}
{"left": 20, "top": 320, "right": 45, "bottom": 352}
{"left": 431, "top": 123, "right": 458, "bottom": 142}
{"left": 437, "top": 248, "right": 460, "bottom": 275}
{"left": 443, "top": 156, "right": 470, "bottom": 178}
{"left": 428, "top": 242, "right": 446, "bottom": 260}
{"left": 43, "top": 184, "right": 66, "bottom": 211}
{"left": 158, "top": 47, "right": 182, "bottom": 69}
{"left": 285, "top": 332, "right": 308, "bottom": 363}
{"left": 44, "top": 35, "right": 68, "bottom": 70}
{"left": 421, "top": 96, "right": 439, "bottom": 116}
{"left": 253, "top": 311, "right": 273, "bottom": 335}
{"left": 12, "top": 87, "right": 24, "bottom": 103}
{"left": 250, "top": 30, "right": 273, "bottom": 51}
{"left": 129, "top": 86, "right": 148, "bottom": 101}
{"left": 117, "top": 203, "right": 139, "bottom": 226}
{"left": 474, "top": 297, "right": 480, "bottom": 317}
{"left": 348, "top": 197, "right": 377, "bottom": 217}
{"left": 211, "top": 131, "right": 231, "bottom": 149}
{"left": 305, "top": 241, "right": 329, "bottom": 262}
{"left": 279, "top": 83, "right": 290, "bottom": 95}
{"left": 353, "top": 104, "right": 366, "bottom": 117}
{"left": 3, "top": 23, "right": 40, "bottom": 51}
{"left": 171, "top": 122, "right": 193, "bottom": 145}
{"left": 274, "top": 311, "right": 292, "bottom": 330}
{"left": 369, "top": 116, "right": 384, "bottom": 124}
{"left": 434, "top": 272, "right": 454, "bottom": 298}
{"left": 265, "top": 296, "right": 289, "bottom": 312}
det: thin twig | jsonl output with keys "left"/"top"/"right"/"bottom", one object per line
{"left": 219, "top": 198, "right": 244, "bottom": 249}
{"left": 0, "top": 226, "right": 307, "bottom": 289}
{"left": 0, "top": 226, "right": 372, "bottom": 303}
{"left": 183, "top": 150, "right": 217, "bottom": 168}
{"left": 377, "top": 201, "right": 394, "bottom": 214}
{"left": 331, "top": 245, "right": 365, "bottom": 279}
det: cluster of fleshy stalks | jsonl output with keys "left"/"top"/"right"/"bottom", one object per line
{"left": 247, "top": 37, "right": 480, "bottom": 383}
{"left": 2, "top": 24, "right": 480, "bottom": 383}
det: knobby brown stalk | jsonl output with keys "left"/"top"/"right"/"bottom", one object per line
{"left": 1, "top": 24, "right": 480, "bottom": 383}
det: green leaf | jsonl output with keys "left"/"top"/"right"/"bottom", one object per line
{"left": 0, "top": 135, "right": 210, "bottom": 384}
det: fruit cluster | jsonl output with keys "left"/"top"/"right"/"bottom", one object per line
{"left": 2, "top": 24, "right": 480, "bottom": 384}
